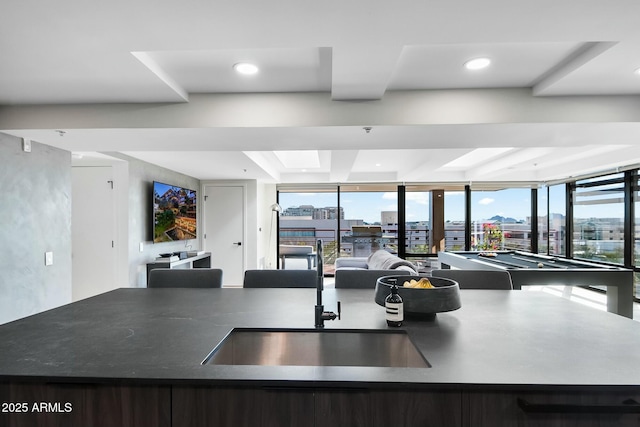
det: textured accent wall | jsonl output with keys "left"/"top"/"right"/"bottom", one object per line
{"left": 0, "top": 133, "right": 72, "bottom": 324}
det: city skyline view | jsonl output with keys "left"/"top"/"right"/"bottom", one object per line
{"left": 280, "top": 188, "right": 622, "bottom": 224}
{"left": 281, "top": 190, "right": 536, "bottom": 224}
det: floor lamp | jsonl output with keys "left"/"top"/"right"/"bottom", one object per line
{"left": 267, "top": 203, "right": 282, "bottom": 269}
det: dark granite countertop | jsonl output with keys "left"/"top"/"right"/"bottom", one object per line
{"left": 0, "top": 288, "right": 639, "bottom": 389}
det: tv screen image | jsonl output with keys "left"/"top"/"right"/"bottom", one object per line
{"left": 153, "top": 181, "right": 197, "bottom": 243}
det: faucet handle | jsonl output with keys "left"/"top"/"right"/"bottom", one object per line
{"left": 337, "top": 301, "right": 341, "bottom": 320}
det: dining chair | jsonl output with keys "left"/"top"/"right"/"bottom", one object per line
{"left": 147, "top": 268, "right": 223, "bottom": 288}
{"left": 243, "top": 269, "right": 317, "bottom": 288}
{"left": 334, "top": 269, "right": 413, "bottom": 289}
{"left": 430, "top": 269, "right": 513, "bottom": 290}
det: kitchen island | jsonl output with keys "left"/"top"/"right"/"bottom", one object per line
{"left": 1, "top": 287, "right": 639, "bottom": 426}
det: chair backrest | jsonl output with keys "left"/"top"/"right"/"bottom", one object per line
{"left": 334, "top": 269, "right": 413, "bottom": 289}
{"left": 148, "top": 268, "right": 223, "bottom": 288}
{"left": 430, "top": 269, "right": 513, "bottom": 290}
{"left": 243, "top": 269, "right": 317, "bottom": 288}
{"left": 279, "top": 245, "right": 313, "bottom": 255}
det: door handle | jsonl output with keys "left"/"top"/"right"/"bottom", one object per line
{"left": 233, "top": 242, "right": 242, "bottom": 246}
{"left": 517, "top": 398, "right": 640, "bottom": 414}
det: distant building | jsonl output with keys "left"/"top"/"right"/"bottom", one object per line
{"left": 282, "top": 205, "right": 344, "bottom": 220}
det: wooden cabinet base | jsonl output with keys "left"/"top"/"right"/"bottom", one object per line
{"left": 466, "top": 390, "right": 640, "bottom": 427}
{"left": 0, "top": 383, "right": 170, "bottom": 427}
{"left": 172, "top": 385, "right": 461, "bottom": 427}
{"left": 5, "top": 382, "right": 636, "bottom": 427}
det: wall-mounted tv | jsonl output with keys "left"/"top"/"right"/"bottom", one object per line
{"left": 153, "top": 181, "right": 197, "bottom": 243}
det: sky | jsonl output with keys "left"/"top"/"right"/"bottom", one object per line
{"left": 279, "top": 190, "right": 532, "bottom": 224}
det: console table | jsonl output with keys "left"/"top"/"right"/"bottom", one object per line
{"left": 146, "top": 252, "right": 212, "bottom": 285}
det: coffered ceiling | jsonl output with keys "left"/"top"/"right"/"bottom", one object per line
{"left": 2, "top": 0, "right": 640, "bottom": 183}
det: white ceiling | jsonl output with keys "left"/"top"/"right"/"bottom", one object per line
{"left": 2, "top": 0, "right": 640, "bottom": 184}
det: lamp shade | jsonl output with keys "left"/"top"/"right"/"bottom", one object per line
{"left": 270, "top": 203, "right": 282, "bottom": 213}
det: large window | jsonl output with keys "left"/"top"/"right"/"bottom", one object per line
{"left": 548, "top": 184, "right": 567, "bottom": 256}
{"left": 635, "top": 174, "right": 640, "bottom": 298}
{"left": 573, "top": 173, "right": 624, "bottom": 265}
{"left": 403, "top": 186, "right": 433, "bottom": 269}
{"left": 278, "top": 189, "right": 339, "bottom": 271}
{"left": 470, "top": 188, "right": 532, "bottom": 251}
{"left": 634, "top": 175, "right": 640, "bottom": 269}
{"left": 537, "top": 187, "right": 548, "bottom": 254}
{"left": 444, "top": 191, "right": 466, "bottom": 251}
{"left": 404, "top": 187, "right": 430, "bottom": 254}
{"left": 278, "top": 184, "right": 436, "bottom": 271}
{"left": 340, "top": 185, "right": 398, "bottom": 257}
{"left": 537, "top": 184, "right": 567, "bottom": 255}
{"left": 277, "top": 176, "right": 640, "bottom": 302}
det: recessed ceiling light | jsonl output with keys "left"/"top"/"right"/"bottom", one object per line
{"left": 464, "top": 57, "right": 491, "bottom": 70}
{"left": 233, "top": 62, "right": 259, "bottom": 75}
{"left": 634, "top": 67, "right": 640, "bottom": 75}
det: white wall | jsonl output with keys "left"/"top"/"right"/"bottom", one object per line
{"left": 199, "top": 179, "right": 277, "bottom": 271}
{"left": 110, "top": 153, "right": 201, "bottom": 287}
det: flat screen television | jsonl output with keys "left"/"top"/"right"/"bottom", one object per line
{"left": 153, "top": 181, "right": 197, "bottom": 243}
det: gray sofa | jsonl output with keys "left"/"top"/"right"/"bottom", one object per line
{"left": 334, "top": 250, "right": 419, "bottom": 289}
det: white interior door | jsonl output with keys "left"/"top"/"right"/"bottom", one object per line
{"left": 72, "top": 166, "right": 117, "bottom": 301}
{"left": 204, "top": 185, "right": 245, "bottom": 286}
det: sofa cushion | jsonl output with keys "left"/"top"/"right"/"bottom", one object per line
{"left": 367, "top": 250, "right": 418, "bottom": 273}
{"left": 334, "top": 257, "right": 369, "bottom": 270}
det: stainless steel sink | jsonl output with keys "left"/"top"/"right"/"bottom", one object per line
{"left": 202, "top": 328, "right": 430, "bottom": 368}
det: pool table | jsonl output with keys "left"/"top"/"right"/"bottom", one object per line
{"left": 438, "top": 250, "right": 634, "bottom": 318}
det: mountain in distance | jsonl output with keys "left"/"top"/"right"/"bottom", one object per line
{"left": 489, "top": 215, "right": 521, "bottom": 223}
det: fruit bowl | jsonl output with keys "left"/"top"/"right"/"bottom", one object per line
{"left": 374, "top": 275, "right": 461, "bottom": 319}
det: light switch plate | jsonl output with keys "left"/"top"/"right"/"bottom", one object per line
{"left": 45, "top": 251, "right": 53, "bottom": 266}
{"left": 22, "top": 138, "right": 32, "bottom": 153}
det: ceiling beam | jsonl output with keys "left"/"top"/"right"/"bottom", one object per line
{"left": 330, "top": 45, "right": 404, "bottom": 100}
{"left": 532, "top": 42, "right": 617, "bottom": 96}
{"left": 3, "top": 89, "right": 640, "bottom": 132}
{"left": 131, "top": 52, "right": 189, "bottom": 102}
{"left": 329, "top": 150, "right": 359, "bottom": 182}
